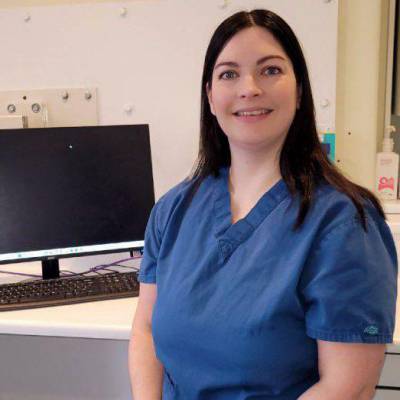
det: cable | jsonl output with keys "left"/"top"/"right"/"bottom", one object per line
{"left": 0, "top": 254, "right": 142, "bottom": 280}
{"left": 0, "top": 269, "right": 41, "bottom": 279}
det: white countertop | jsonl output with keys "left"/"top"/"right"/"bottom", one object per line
{"left": 383, "top": 206, "right": 400, "bottom": 352}
{"left": 382, "top": 199, "right": 400, "bottom": 215}
{"left": 0, "top": 297, "right": 138, "bottom": 340}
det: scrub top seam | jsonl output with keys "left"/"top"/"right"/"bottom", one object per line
{"left": 316, "top": 214, "right": 370, "bottom": 246}
{"left": 138, "top": 272, "right": 157, "bottom": 283}
{"left": 307, "top": 326, "right": 393, "bottom": 343}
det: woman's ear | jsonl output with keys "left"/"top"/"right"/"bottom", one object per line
{"left": 296, "top": 84, "right": 303, "bottom": 109}
{"left": 206, "top": 83, "right": 216, "bottom": 116}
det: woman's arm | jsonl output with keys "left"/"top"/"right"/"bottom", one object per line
{"left": 129, "top": 283, "right": 164, "bottom": 400}
{"left": 298, "top": 340, "right": 386, "bottom": 399}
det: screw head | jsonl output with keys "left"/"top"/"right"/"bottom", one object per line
{"left": 320, "top": 99, "right": 330, "bottom": 108}
{"left": 61, "top": 91, "right": 69, "bottom": 101}
{"left": 84, "top": 91, "right": 92, "bottom": 100}
{"left": 31, "top": 103, "right": 41, "bottom": 113}
{"left": 7, "top": 104, "right": 16, "bottom": 114}
{"left": 124, "top": 104, "right": 133, "bottom": 114}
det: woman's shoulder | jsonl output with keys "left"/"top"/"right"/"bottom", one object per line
{"left": 306, "top": 180, "right": 387, "bottom": 239}
{"left": 153, "top": 177, "right": 193, "bottom": 216}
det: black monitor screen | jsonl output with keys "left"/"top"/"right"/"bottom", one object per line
{"left": 0, "top": 124, "right": 154, "bottom": 266}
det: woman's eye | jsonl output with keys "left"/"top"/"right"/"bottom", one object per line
{"left": 219, "top": 70, "right": 237, "bottom": 80}
{"left": 263, "top": 66, "right": 282, "bottom": 76}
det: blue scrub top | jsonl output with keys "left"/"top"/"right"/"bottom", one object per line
{"left": 138, "top": 167, "right": 398, "bottom": 400}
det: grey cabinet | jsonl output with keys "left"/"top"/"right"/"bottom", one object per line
{"left": 375, "top": 352, "right": 400, "bottom": 399}
{"left": 374, "top": 390, "right": 400, "bottom": 399}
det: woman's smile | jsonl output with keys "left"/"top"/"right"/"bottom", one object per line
{"left": 233, "top": 108, "right": 274, "bottom": 123}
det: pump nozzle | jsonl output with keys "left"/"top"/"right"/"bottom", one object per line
{"left": 384, "top": 125, "right": 396, "bottom": 139}
{"left": 382, "top": 125, "right": 397, "bottom": 152}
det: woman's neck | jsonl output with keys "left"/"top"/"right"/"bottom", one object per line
{"left": 228, "top": 149, "right": 282, "bottom": 197}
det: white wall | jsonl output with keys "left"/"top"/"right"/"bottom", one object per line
{"left": 0, "top": 0, "right": 337, "bottom": 198}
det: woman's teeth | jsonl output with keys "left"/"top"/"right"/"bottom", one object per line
{"left": 235, "top": 109, "right": 272, "bottom": 116}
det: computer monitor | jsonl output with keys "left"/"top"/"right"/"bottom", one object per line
{"left": 0, "top": 124, "right": 155, "bottom": 280}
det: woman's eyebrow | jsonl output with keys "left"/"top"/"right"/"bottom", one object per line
{"left": 214, "top": 55, "right": 286, "bottom": 70}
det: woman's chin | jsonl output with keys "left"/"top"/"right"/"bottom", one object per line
{"left": 227, "top": 136, "right": 283, "bottom": 154}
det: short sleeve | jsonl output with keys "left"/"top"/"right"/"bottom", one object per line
{"left": 138, "top": 199, "right": 163, "bottom": 284}
{"left": 299, "top": 213, "right": 398, "bottom": 343}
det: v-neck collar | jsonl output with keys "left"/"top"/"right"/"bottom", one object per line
{"left": 213, "top": 166, "right": 290, "bottom": 260}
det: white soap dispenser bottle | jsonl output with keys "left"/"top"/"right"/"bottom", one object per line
{"left": 375, "top": 125, "right": 399, "bottom": 200}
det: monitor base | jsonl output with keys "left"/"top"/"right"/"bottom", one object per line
{"left": 42, "top": 259, "right": 60, "bottom": 280}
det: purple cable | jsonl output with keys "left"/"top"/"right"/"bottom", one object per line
{"left": 0, "top": 254, "right": 142, "bottom": 280}
{"left": 0, "top": 269, "right": 40, "bottom": 278}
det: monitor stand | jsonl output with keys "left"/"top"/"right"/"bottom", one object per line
{"left": 42, "top": 258, "right": 60, "bottom": 280}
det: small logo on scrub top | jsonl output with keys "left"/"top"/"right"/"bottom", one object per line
{"left": 378, "top": 177, "right": 394, "bottom": 191}
{"left": 363, "top": 325, "right": 379, "bottom": 336}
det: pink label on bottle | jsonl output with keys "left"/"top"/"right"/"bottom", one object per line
{"left": 378, "top": 177, "right": 394, "bottom": 191}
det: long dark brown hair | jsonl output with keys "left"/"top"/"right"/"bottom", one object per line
{"left": 189, "top": 9, "right": 384, "bottom": 231}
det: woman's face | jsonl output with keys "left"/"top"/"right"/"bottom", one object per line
{"left": 207, "top": 26, "right": 300, "bottom": 153}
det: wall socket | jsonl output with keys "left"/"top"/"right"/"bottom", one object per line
{"left": 0, "top": 88, "right": 98, "bottom": 128}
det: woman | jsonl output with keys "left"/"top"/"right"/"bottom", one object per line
{"left": 129, "top": 9, "right": 397, "bottom": 400}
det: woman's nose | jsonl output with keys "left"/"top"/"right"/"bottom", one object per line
{"left": 238, "top": 75, "right": 263, "bottom": 98}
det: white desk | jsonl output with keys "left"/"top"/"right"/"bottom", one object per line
{"left": 0, "top": 298, "right": 137, "bottom": 400}
{"left": 0, "top": 297, "right": 137, "bottom": 340}
{"left": 0, "top": 299, "right": 135, "bottom": 400}
{"left": 0, "top": 254, "right": 138, "bottom": 400}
